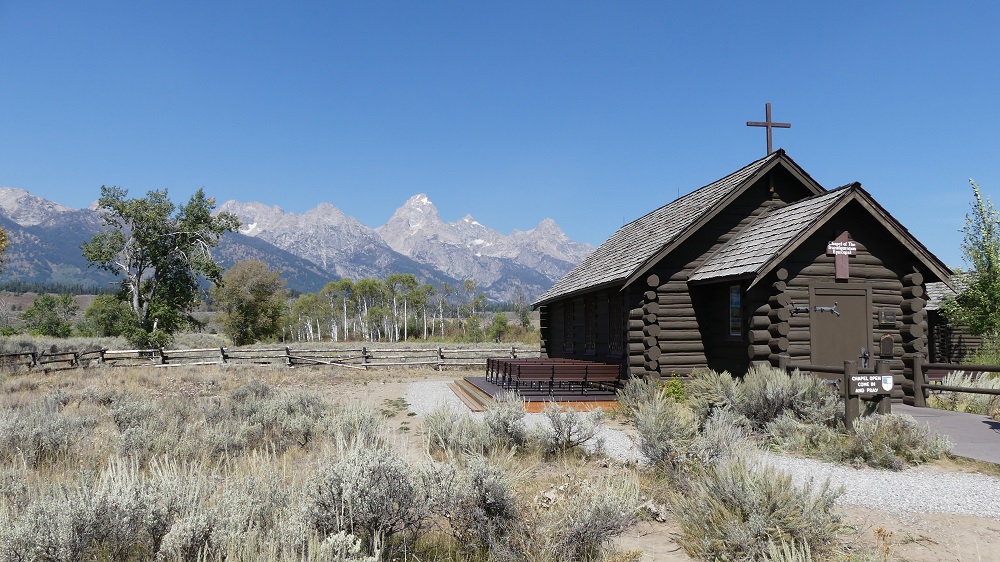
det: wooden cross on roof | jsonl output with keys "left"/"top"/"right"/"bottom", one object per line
{"left": 747, "top": 102, "right": 791, "bottom": 155}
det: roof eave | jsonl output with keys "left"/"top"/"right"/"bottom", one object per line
{"left": 532, "top": 279, "right": 625, "bottom": 309}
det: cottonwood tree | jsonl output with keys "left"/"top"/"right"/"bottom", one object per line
{"left": 943, "top": 180, "right": 1000, "bottom": 339}
{"left": 319, "top": 279, "right": 354, "bottom": 342}
{"left": 386, "top": 273, "right": 418, "bottom": 341}
{"left": 212, "top": 260, "right": 288, "bottom": 346}
{"left": 82, "top": 186, "right": 239, "bottom": 347}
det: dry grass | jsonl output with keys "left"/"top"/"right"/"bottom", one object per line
{"left": 0, "top": 362, "right": 644, "bottom": 562}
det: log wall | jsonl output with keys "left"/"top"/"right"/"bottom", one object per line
{"left": 751, "top": 201, "right": 933, "bottom": 402}
{"left": 927, "top": 309, "right": 984, "bottom": 364}
{"left": 627, "top": 170, "right": 817, "bottom": 376}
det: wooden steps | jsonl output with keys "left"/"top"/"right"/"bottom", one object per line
{"left": 448, "top": 379, "right": 494, "bottom": 412}
{"left": 448, "top": 377, "right": 618, "bottom": 413}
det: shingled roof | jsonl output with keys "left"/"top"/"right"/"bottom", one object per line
{"left": 689, "top": 185, "right": 855, "bottom": 284}
{"left": 534, "top": 150, "right": 816, "bottom": 306}
{"left": 689, "top": 183, "right": 953, "bottom": 289}
{"left": 535, "top": 151, "right": 953, "bottom": 307}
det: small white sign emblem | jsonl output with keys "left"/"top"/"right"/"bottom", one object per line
{"left": 881, "top": 376, "right": 894, "bottom": 392}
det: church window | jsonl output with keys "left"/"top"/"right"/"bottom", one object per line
{"left": 608, "top": 293, "right": 624, "bottom": 357}
{"left": 563, "top": 301, "right": 575, "bottom": 353}
{"left": 584, "top": 295, "right": 597, "bottom": 355}
{"left": 729, "top": 285, "right": 742, "bottom": 337}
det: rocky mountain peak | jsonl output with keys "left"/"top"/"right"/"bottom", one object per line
{"left": 379, "top": 193, "right": 443, "bottom": 234}
{"left": 0, "top": 187, "right": 73, "bottom": 226}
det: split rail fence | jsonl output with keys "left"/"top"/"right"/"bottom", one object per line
{"left": 0, "top": 345, "right": 541, "bottom": 374}
{"left": 910, "top": 354, "right": 1000, "bottom": 408}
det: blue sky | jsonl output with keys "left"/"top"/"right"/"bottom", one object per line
{"left": 1, "top": 1, "right": 997, "bottom": 268}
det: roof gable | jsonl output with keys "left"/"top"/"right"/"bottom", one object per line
{"left": 689, "top": 184, "right": 954, "bottom": 288}
{"left": 534, "top": 151, "right": 824, "bottom": 306}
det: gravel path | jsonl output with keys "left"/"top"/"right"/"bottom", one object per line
{"left": 403, "top": 381, "right": 1000, "bottom": 520}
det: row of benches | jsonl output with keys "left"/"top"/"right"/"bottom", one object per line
{"left": 485, "top": 358, "right": 622, "bottom": 395}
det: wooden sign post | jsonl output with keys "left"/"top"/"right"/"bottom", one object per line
{"left": 843, "top": 359, "right": 892, "bottom": 432}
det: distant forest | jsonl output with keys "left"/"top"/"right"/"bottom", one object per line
{"left": 0, "top": 281, "right": 117, "bottom": 296}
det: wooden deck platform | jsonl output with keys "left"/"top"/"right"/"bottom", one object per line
{"left": 449, "top": 377, "right": 618, "bottom": 413}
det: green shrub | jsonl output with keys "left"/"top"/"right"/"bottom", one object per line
{"left": 0, "top": 457, "right": 170, "bottom": 562}
{"left": 483, "top": 391, "right": 527, "bottom": 450}
{"left": 841, "top": 414, "right": 951, "bottom": 470}
{"left": 545, "top": 475, "right": 640, "bottom": 561}
{"left": 316, "top": 531, "right": 379, "bottom": 562}
{"left": 157, "top": 513, "right": 213, "bottom": 560}
{"left": 423, "top": 406, "right": 490, "bottom": 457}
{"left": 766, "top": 414, "right": 842, "bottom": 461}
{"left": 687, "top": 369, "right": 742, "bottom": 422}
{"left": 327, "top": 401, "right": 390, "bottom": 449}
{"left": 673, "top": 456, "right": 843, "bottom": 562}
{"left": 633, "top": 394, "right": 698, "bottom": 470}
{"left": 686, "top": 366, "right": 842, "bottom": 431}
{"left": 617, "top": 376, "right": 683, "bottom": 420}
{"left": 0, "top": 391, "right": 90, "bottom": 468}
{"left": 541, "top": 404, "right": 604, "bottom": 456}
{"left": 441, "top": 455, "right": 520, "bottom": 552}
{"left": 111, "top": 392, "right": 157, "bottom": 432}
{"left": 634, "top": 395, "right": 750, "bottom": 483}
{"left": 738, "top": 366, "right": 842, "bottom": 429}
{"left": 224, "top": 381, "right": 328, "bottom": 452}
{"left": 306, "top": 445, "right": 429, "bottom": 553}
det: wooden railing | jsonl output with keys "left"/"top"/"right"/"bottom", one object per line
{"left": 0, "top": 345, "right": 541, "bottom": 373}
{"left": 911, "top": 354, "right": 1000, "bottom": 408}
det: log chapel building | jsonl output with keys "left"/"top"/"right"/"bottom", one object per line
{"left": 533, "top": 150, "right": 952, "bottom": 403}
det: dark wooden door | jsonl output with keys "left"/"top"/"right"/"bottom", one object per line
{"left": 810, "top": 284, "right": 871, "bottom": 369}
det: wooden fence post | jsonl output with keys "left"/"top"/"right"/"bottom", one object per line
{"left": 159, "top": 348, "right": 167, "bottom": 365}
{"left": 362, "top": 347, "right": 369, "bottom": 370}
{"left": 284, "top": 347, "right": 292, "bottom": 367}
{"left": 875, "top": 359, "right": 892, "bottom": 414}
{"left": 510, "top": 345, "right": 517, "bottom": 359}
{"left": 29, "top": 352, "right": 37, "bottom": 369}
{"left": 913, "top": 353, "right": 927, "bottom": 408}
{"left": 437, "top": 347, "right": 444, "bottom": 371}
{"left": 220, "top": 347, "right": 227, "bottom": 364}
{"left": 778, "top": 353, "right": 790, "bottom": 373}
{"left": 844, "top": 360, "right": 859, "bottom": 433}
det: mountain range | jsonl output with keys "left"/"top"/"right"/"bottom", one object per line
{"left": 0, "top": 188, "right": 594, "bottom": 301}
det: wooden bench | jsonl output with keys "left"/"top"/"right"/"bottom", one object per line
{"left": 487, "top": 358, "right": 622, "bottom": 395}
{"left": 486, "top": 357, "right": 578, "bottom": 386}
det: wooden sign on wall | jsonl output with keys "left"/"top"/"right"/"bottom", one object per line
{"left": 826, "top": 231, "right": 857, "bottom": 280}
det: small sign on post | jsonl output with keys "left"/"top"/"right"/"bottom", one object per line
{"left": 847, "top": 373, "right": 893, "bottom": 397}
{"left": 844, "top": 360, "right": 894, "bottom": 431}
